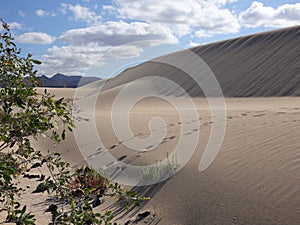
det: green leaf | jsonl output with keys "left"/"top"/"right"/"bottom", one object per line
{"left": 30, "top": 59, "right": 42, "bottom": 65}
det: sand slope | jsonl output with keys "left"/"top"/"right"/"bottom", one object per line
{"left": 102, "top": 25, "right": 300, "bottom": 97}
{"left": 27, "top": 96, "right": 300, "bottom": 225}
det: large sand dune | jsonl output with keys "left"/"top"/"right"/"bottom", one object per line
{"left": 103, "top": 25, "right": 300, "bottom": 97}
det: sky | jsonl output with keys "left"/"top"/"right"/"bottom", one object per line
{"left": 1, "top": 0, "right": 299, "bottom": 78}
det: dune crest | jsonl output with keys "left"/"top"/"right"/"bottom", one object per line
{"left": 101, "top": 25, "right": 300, "bottom": 97}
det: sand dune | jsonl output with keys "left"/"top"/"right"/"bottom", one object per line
{"left": 102, "top": 25, "right": 300, "bottom": 97}
{"left": 3, "top": 26, "right": 300, "bottom": 224}
{"left": 26, "top": 96, "right": 300, "bottom": 224}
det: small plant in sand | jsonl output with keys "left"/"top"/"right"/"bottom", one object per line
{"left": 141, "top": 153, "right": 179, "bottom": 183}
{"left": 0, "top": 19, "right": 148, "bottom": 225}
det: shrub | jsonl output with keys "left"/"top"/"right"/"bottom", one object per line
{"left": 0, "top": 19, "right": 148, "bottom": 225}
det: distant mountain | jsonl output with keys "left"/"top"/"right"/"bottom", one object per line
{"left": 38, "top": 73, "right": 101, "bottom": 88}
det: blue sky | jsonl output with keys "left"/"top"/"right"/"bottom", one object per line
{"left": 1, "top": 0, "right": 299, "bottom": 78}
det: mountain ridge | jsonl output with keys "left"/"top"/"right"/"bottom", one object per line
{"left": 38, "top": 73, "right": 101, "bottom": 88}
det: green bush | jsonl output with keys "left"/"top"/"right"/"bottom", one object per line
{"left": 0, "top": 19, "right": 148, "bottom": 225}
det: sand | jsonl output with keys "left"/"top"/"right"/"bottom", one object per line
{"left": 3, "top": 92, "right": 300, "bottom": 224}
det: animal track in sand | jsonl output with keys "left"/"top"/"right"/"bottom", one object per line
{"left": 86, "top": 150, "right": 104, "bottom": 159}
{"left": 109, "top": 144, "right": 118, "bottom": 149}
{"left": 105, "top": 161, "right": 117, "bottom": 168}
{"left": 252, "top": 113, "right": 266, "bottom": 117}
{"left": 145, "top": 145, "right": 154, "bottom": 149}
{"left": 161, "top": 136, "right": 176, "bottom": 143}
{"left": 203, "top": 121, "right": 213, "bottom": 126}
{"left": 117, "top": 155, "right": 127, "bottom": 161}
{"left": 163, "top": 136, "right": 176, "bottom": 141}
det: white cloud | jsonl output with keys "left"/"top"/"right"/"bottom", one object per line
{"left": 9, "top": 22, "right": 23, "bottom": 30}
{"left": 60, "top": 3, "right": 101, "bottom": 24}
{"left": 104, "top": 45, "right": 143, "bottom": 59}
{"left": 210, "top": 0, "right": 237, "bottom": 6}
{"left": 189, "top": 41, "right": 201, "bottom": 47}
{"left": 39, "top": 43, "right": 143, "bottom": 75}
{"left": 40, "top": 44, "right": 105, "bottom": 75}
{"left": 36, "top": 9, "right": 46, "bottom": 17}
{"left": 16, "top": 32, "right": 56, "bottom": 44}
{"left": 40, "top": 20, "right": 177, "bottom": 75}
{"left": 0, "top": 22, "right": 23, "bottom": 31}
{"left": 239, "top": 1, "right": 300, "bottom": 28}
{"left": 111, "top": 0, "right": 240, "bottom": 37}
{"left": 36, "top": 9, "right": 57, "bottom": 17}
{"left": 18, "top": 10, "right": 26, "bottom": 17}
{"left": 60, "top": 21, "right": 178, "bottom": 46}
{"left": 194, "top": 30, "right": 213, "bottom": 38}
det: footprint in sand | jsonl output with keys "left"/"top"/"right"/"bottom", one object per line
{"left": 276, "top": 112, "right": 286, "bottom": 115}
{"left": 87, "top": 150, "right": 104, "bottom": 159}
{"left": 117, "top": 155, "right": 127, "bottom": 161}
{"left": 105, "top": 161, "right": 117, "bottom": 168}
{"left": 109, "top": 144, "right": 118, "bottom": 149}
{"left": 162, "top": 135, "right": 176, "bottom": 142}
{"left": 145, "top": 145, "right": 154, "bottom": 149}
{"left": 253, "top": 113, "right": 266, "bottom": 117}
{"left": 167, "top": 135, "right": 176, "bottom": 140}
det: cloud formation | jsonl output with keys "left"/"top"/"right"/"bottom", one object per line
{"left": 40, "top": 20, "right": 178, "bottom": 75}
{"left": 16, "top": 32, "right": 56, "bottom": 44}
{"left": 0, "top": 22, "right": 23, "bottom": 32}
{"left": 39, "top": 43, "right": 143, "bottom": 75}
{"left": 35, "top": 9, "right": 57, "bottom": 17}
{"left": 61, "top": 3, "right": 102, "bottom": 24}
{"left": 36, "top": 9, "right": 47, "bottom": 17}
{"left": 239, "top": 1, "right": 300, "bottom": 28}
{"left": 18, "top": 10, "right": 26, "bottom": 17}
{"left": 60, "top": 21, "right": 178, "bottom": 46}
{"left": 110, "top": 0, "right": 240, "bottom": 37}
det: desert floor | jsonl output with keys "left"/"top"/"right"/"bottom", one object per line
{"left": 2, "top": 87, "right": 300, "bottom": 225}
